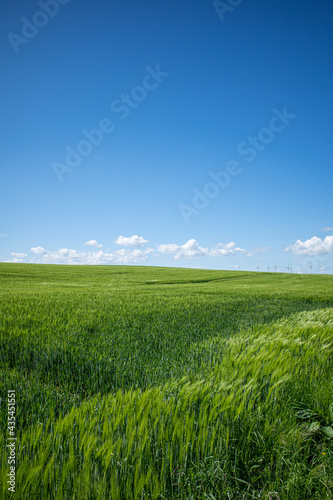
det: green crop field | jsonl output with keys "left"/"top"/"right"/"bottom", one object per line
{"left": 1, "top": 263, "right": 333, "bottom": 499}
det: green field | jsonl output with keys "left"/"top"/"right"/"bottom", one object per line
{"left": 1, "top": 263, "right": 333, "bottom": 499}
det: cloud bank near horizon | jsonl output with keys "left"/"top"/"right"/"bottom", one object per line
{"left": 4, "top": 233, "right": 333, "bottom": 266}
{"left": 4, "top": 236, "right": 254, "bottom": 265}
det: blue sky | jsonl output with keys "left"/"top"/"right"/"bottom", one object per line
{"left": 1, "top": 0, "right": 332, "bottom": 273}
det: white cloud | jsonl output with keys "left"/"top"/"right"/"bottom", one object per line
{"left": 11, "top": 252, "right": 27, "bottom": 258}
{"left": 158, "top": 239, "right": 209, "bottom": 259}
{"left": 112, "top": 248, "right": 154, "bottom": 264}
{"left": 29, "top": 247, "right": 153, "bottom": 265}
{"left": 114, "top": 235, "right": 148, "bottom": 247}
{"left": 84, "top": 240, "right": 103, "bottom": 248}
{"left": 209, "top": 242, "right": 252, "bottom": 257}
{"left": 157, "top": 239, "right": 251, "bottom": 259}
{"left": 322, "top": 227, "right": 333, "bottom": 232}
{"left": 157, "top": 243, "right": 180, "bottom": 254}
{"left": 31, "top": 246, "right": 47, "bottom": 255}
{"left": 284, "top": 235, "right": 333, "bottom": 255}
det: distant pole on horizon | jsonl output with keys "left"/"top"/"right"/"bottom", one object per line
{"left": 267, "top": 266, "right": 270, "bottom": 272}
{"left": 274, "top": 265, "right": 278, "bottom": 272}
{"left": 256, "top": 265, "right": 259, "bottom": 272}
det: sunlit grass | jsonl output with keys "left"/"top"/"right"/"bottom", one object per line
{"left": 1, "top": 263, "right": 333, "bottom": 498}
